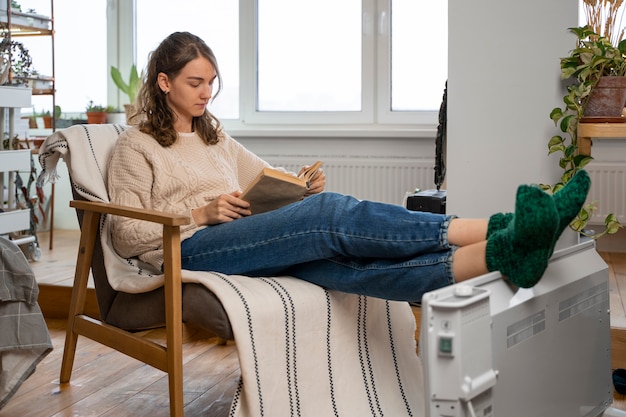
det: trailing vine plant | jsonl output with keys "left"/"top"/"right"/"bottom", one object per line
{"left": 0, "top": 23, "right": 34, "bottom": 84}
{"left": 543, "top": 26, "right": 623, "bottom": 239}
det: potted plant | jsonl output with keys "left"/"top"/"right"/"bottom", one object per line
{"left": 545, "top": 25, "right": 623, "bottom": 239}
{"left": 40, "top": 109, "right": 52, "bottom": 128}
{"left": 111, "top": 64, "right": 142, "bottom": 123}
{"left": 85, "top": 100, "right": 108, "bottom": 124}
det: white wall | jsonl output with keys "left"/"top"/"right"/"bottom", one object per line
{"left": 446, "top": 0, "right": 577, "bottom": 217}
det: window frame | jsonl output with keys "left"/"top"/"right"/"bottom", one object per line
{"left": 109, "top": 0, "right": 440, "bottom": 137}
{"left": 238, "top": 0, "right": 439, "bottom": 131}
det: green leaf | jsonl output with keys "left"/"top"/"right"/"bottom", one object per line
{"left": 570, "top": 217, "right": 586, "bottom": 232}
{"left": 550, "top": 108, "right": 563, "bottom": 124}
{"left": 552, "top": 182, "right": 565, "bottom": 193}
{"left": 559, "top": 114, "right": 576, "bottom": 133}
{"left": 619, "top": 38, "right": 626, "bottom": 55}
{"left": 548, "top": 144, "right": 566, "bottom": 155}
{"left": 572, "top": 154, "right": 593, "bottom": 169}
{"left": 111, "top": 66, "right": 129, "bottom": 94}
{"left": 548, "top": 135, "right": 564, "bottom": 147}
{"left": 564, "top": 144, "right": 577, "bottom": 158}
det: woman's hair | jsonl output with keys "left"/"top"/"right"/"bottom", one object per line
{"left": 133, "top": 31, "right": 223, "bottom": 146}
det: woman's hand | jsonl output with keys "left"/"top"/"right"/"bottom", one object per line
{"left": 299, "top": 165, "right": 326, "bottom": 196}
{"left": 192, "top": 191, "right": 251, "bottom": 225}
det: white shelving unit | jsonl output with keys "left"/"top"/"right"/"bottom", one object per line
{"left": 2, "top": 0, "right": 55, "bottom": 251}
{"left": 0, "top": 85, "right": 39, "bottom": 258}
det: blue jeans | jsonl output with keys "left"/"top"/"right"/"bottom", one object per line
{"left": 181, "top": 192, "right": 455, "bottom": 302}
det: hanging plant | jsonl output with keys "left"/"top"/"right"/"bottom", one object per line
{"left": 0, "top": 23, "right": 35, "bottom": 85}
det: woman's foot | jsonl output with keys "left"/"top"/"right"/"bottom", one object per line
{"left": 552, "top": 170, "right": 591, "bottom": 243}
{"left": 487, "top": 170, "right": 591, "bottom": 255}
{"left": 486, "top": 185, "right": 558, "bottom": 288}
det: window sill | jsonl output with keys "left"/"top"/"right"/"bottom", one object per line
{"left": 221, "top": 122, "right": 438, "bottom": 139}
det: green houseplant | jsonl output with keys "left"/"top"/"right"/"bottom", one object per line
{"left": 85, "top": 100, "right": 108, "bottom": 124}
{"left": 111, "top": 64, "right": 142, "bottom": 124}
{"left": 34, "top": 108, "right": 52, "bottom": 128}
{"left": 545, "top": 25, "right": 623, "bottom": 239}
{"left": 111, "top": 64, "right": 142, "bottom": 104}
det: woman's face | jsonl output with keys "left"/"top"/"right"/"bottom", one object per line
{"left": 158, "top": 56, "right": 217, "bottom": 132}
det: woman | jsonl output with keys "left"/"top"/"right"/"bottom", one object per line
{"left": 108, "top": 31, "right": 591, "bottom": 302}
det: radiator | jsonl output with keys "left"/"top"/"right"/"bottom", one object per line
{"left": 263, "top": 156, "right": 436, "bottom": 206}
{"left": 262, "top": 159, "right": 625, "bottom": 223}
{"left": 586, "top": 162, "right": 626, "bottom": 225}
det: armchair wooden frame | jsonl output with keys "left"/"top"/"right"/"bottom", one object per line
{"left": 60, "top": 199, "right": 191, "bottom": 417}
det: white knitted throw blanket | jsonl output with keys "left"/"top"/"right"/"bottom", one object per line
{"left": 37, "top": 124, "right": 425, "bottom": 416}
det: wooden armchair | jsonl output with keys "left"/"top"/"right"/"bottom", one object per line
{"left": 39, "top": 124, "right": 233, "bottom": 417}
{"left": 61, "top": 200, "right": 195, "bottom": 417}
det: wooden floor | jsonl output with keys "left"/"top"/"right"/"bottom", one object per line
{"left": 1, "top": 319, "right": 239, "bottom": 417}
{"left": 2, "top": 230, "right": 626, "bottom": 416}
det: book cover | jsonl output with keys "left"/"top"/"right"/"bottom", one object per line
{"left": 241, "top": 161, "right": 322, "bottom": 214}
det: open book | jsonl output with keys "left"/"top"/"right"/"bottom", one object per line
{"left": 241, "top": 161, "right": 323, "bottom": 214}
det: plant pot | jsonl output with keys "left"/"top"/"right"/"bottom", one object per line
{"left": 86, "top": 111, "right": 108, "bottom": 124}
{"left": 584, "top": 76, "right": 626, "bottom": 117}
{"left": 43, "top": 116, "right": 53, "bottom": 128}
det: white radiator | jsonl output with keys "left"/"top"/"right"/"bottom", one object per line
{"left": 261, "top": 159, "right": 625, "bottom": 223}
{"left": 586, "top": 162, "right": 626, "bottom": 225}
{"left": 263, "top": 157, "right": 437, "bottom": 206}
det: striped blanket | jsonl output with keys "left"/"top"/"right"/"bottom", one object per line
{"left": 37, "top": 124, "right": 425, "bottom": 416}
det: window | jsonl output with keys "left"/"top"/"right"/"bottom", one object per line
{"left": 390, "top": 0, "right": 448, "bottom": 112}
{"left": 256, "top": 0, "right": 362, "bottom": 112}
{"left": 242, "top": 0, "right": 448, "bottom": 128}
{"left": 20, "top": 0, "right": 108, "bottom": 115}
{"left": 28, "top": 0, "right": 447, "bottom": 130}
{"left": 135, "top": 0, "right": 446, "bottom": 131}
{"left": 136, "top": 0, "right": 239, "bottom": 120}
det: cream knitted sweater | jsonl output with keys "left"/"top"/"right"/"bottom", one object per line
{"left": 107, "top": 127, "right": 273, "bottom": 269}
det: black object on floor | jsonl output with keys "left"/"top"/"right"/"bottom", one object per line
{"left": 613, "top": 369, "right": 626, "bottom": 394}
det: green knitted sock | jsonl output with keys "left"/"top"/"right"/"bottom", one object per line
{"left": 486, "top": 185, "right": 558, "bottom": 288}
{"left": 486, "top": 170, "right": 590, "bottom": 252}
{"left": 487, "top": 212, "right": 514, "bottom": 238}
{"left": 552, "top": 170, "right": 591, "bottom": 242}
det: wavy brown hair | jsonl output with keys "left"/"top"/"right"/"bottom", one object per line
{"left": 132, "top": 32, "right": 223, "bottom": 147}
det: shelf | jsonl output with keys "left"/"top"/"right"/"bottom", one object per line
{"left": 0, "top": 150, "right": 31, "bottom": 235}
{"left": 0, "top": 148, "right": 30, "bottom": 170}
{"left": 578, "top": 122, "right": 626, "bottom": 156}
{"left": 0, "top": 10, "right": 52, "bottom": 35}
{"left": 0, "top": 85, "right": 31, "bottom": 107}
{"left": 0, "top": 209, "right": 30, "bottom": 235}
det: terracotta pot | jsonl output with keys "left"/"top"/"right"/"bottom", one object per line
{"left": 43, "top": 116, "right": 53, "bottom": 128}
{"left": 584, "top": 76, "right": 626, "bottom": 117}
{"left": 86, "top": 111, "right": 108, "bottom": 124}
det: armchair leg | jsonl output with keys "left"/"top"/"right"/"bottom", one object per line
{"left": 59, "top": 327, "right": 78, "bottom": 383}
{"left": 60, "top": 210, "right": 100, "bottom": 384}
{"left": 164, "top": 224, "right": 184, "bottom": 417}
